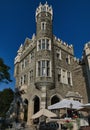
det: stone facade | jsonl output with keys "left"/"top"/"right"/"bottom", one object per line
{"left": 14, "top": 2, "right": 90, "bottom": 125}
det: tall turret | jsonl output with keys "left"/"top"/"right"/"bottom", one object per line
{"left": 36, "top": 2, "right": 53, "bottom": 39}
{"left": 35, "top": 2, "right": 54, "bottom": 109}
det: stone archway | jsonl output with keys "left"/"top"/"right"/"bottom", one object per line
{"left": 32, "top": 95, "right": 40, "bottom": 124}
{"left": 51, "top": 95, "right": 61, "bottom": 117}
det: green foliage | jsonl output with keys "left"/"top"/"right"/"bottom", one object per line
{"left": 64, "top": 121, "right": 73, "bottom": 130}
{"left": 0, "top": 88, "right": 14, "bottom": 117}
{"left": 0, "top": 58, "right": 12, "bottom": 84}
{"left": 76, "top": 118, "right": 80, "bottom": 130}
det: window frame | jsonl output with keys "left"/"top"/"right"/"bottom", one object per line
{"left": 37, "top": 60, "right": 51, "bottom": 77}
{"left": 41, "top": 22, "right": 46, "bottom": 30}
{"left": 37, "top": 38, "right": 51, "bottom": 51}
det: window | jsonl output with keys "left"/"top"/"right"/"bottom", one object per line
{"left": 41, "top": 22, "right": 46, "bottom": 30}
{"left": 37, "top": 38, "right": 51, "bottom": 51}
{"left": 37, "top": 60, "right": 51, "bottom": 77}
{"left": 21, "top": 61, "right": 24, "bottom": 70}
{"left": 25, "top": 56, "right": 28, "bottom": 67}
{"left": 20, "top": 76, "right": 23, "bottom": 86}
{"left": 58, "top": 68, "right": 61, "bottom": 82}
{"left": 66, "top": 55, "right": 70, "bottom": 64}
{"left": 24, "top": 74, "right": 26, "bottom": 84}
{"left": 38, "top": 61, "right": 41, "bottom": 76}
{"left": 20, "top": 74, "right": 27, "bottom": 85}
{"left": 42, "top": 39, "right": 45, "bottom": 49}
{"left": 46, "top": 39, "right": 49, "bottom": 50}
{"left": 57, "top": 68, "right": 73, "bottom": 86}
{"left": 62, "top": 69, "right": 67, "bottom": 84}
{"left": 67, "top": 72, "right": 71, "bottom": 84}
{"left": 30, "top": 70, "right": 33, "bottom": 82}
{"left": 42, "top": 61, "right": 46, "bottom": 76}
{"left": 56, "top": 50, "right": 61, "bottom": 60}
{"left": 67, "top": 71, "right": 73, "bottom": 86}
{"left": 30, "top": 51, "right": 34, "bottom": 63}
{"left": 21, "top": 56, "right": 29, "bottom": 70}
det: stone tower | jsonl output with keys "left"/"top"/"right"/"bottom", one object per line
{"left": 13, "top": 2, "right": 90, "bottom": 125}
{"left": 35, "top": 2, "right": 54, "bottom": 109}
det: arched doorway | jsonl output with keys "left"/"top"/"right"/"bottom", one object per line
{"left": 33, "top": 96, "right": 40, "bottom": 114}
{"left": 51, "top": 95, "right": 60, "bottom": 105}
{"left": 24, "top": 99, "right": 28, "bottom": 122}
{"left": 33, "top": 96, "right": 40, "bottom": 124}
{"left": 51, "top": 95, "right": 60, "bottom": 116}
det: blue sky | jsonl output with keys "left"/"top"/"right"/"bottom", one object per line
{"left": 0, "top": 0, "right": 90, "bottom": 90}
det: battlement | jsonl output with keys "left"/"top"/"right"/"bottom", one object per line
{"left": 36, "top": 2, "right": 53, "bottom": 20}
{"left": 54, "top": 36, "right": 74, "bottom": 55}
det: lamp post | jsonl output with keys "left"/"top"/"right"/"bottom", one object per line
{"left": 70, "top": 103, "right": 73, "bottom": 118}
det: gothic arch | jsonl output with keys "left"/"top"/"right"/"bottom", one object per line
{"left": 50, "top": 94, "right": 62, "bottom": 105}
{"left": 32, "top": 95, "right": 40, "bottom": 114}
{"left": 30, "top": 94, "right": 41, "bottom": 102}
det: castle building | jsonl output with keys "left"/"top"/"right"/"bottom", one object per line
{"left": 14, "top": 2, "right": 90, "bottom": 125}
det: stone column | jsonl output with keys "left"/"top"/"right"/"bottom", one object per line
{"left": 27, "top": 101, "right": 34, "bottom": 126}
{"left": 40, "top": 86, "right": 46, "bottom": 109}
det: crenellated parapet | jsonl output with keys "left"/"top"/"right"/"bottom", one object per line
{"left": 53, "top": 35, "right": 74, "bottom": 55}
{"left": 35, "top": 2, "right": 53, "bottom": 22}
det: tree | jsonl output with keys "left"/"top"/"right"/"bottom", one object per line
{"left": 0, "top": 58, "right": 12, "bottom": 83}
{"left": 0, "top": 88, "right": 14, "bottom": 117}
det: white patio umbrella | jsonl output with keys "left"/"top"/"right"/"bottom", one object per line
{"left": 31, "top": 108, "right": 57, "bottom": 119}
{"left": 48, "top": 99, "right": 83, "bottom": 110}
{"left": 82, "top": 103, "right": 90, "bottom": 108}
{"left": 77, "top": 103, "right": 90, "bottom": 112}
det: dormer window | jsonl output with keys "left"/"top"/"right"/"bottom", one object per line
{"left": 41, "top": 22, "right": 46, "bottom": 30}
